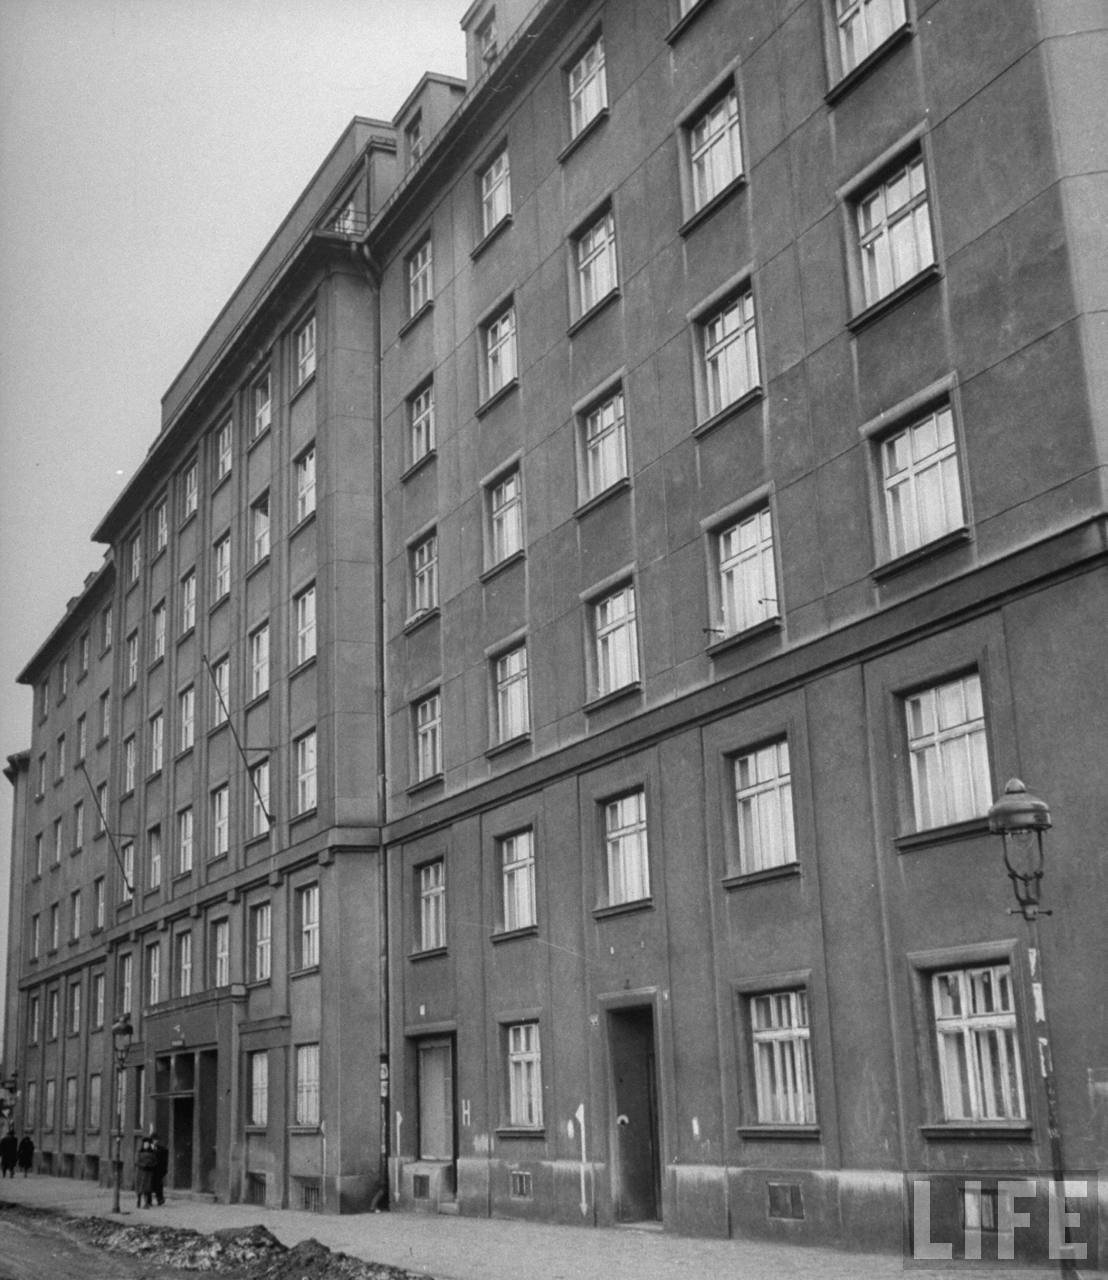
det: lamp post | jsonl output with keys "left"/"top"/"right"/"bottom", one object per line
{"left": 110, "top": 1014, "right": 134, "bottom": 1214}
{"left": 987, "top": 779, "right": 1076, "bottom": 1276}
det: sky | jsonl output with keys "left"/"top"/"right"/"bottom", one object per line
{"left": 0, "top": 0, "right": 467, "bottom": 1052}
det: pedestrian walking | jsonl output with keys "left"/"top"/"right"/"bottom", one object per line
{"left": 16, "top": 1132, "right": 34, "bottom": 1176}
{"left": 135, "top": 1136, "right": 157, "bottom": 1208}
{"left": 151, "top": 1134, "right": 168, "bottom": 1205}
{"left": 0, "top": 1128, "right": 17, "bottom": 1177}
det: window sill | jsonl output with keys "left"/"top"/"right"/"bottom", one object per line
{"left": 920, "top": 1122, "right": 1033, "bottom": 1142}
{"left": 723, "top": 862, "right": 800, "bottom": 891}
{"left": 692, "top": 386, "right": 764, "bottom": 439}
{"left": 172, "top": 870, "right": 193, "bottom": 884}
{"left": 665, "top": 0, "right": 719, "bottom": 44}
{"left": 146, "top": 768, "right": 163, "bottom": 784}
{"left": 175, "top": 745, "right": 195, "bottom": 763}
{"left": 825, "top": 23, "right": 913, "bottom": 105}
{"left": 706, "top": 615, "right": 781, "bottom": 657}
{"left": 496, "top": 1126, "right": 546, "bottom": 1140}
{"left": 491, "top": 924, "right": 538, "bottom": 945}
{"left": 180, "top": 509, "right": 198, "bottom": 531}
{"left": 407, "top": 773, "right": 444, "bottom": 797}
{"left": 476, "top": 377, "right": 519, "bottom": 419}
{"left": 895, "top": 817, "right": 989, "bottom": 852}
{"left": 404, "top": 606, "right": 440, "bottom": 636}
{"left": 245, "top": 690, "right": 270, "bottom": 712}
{"left": 213, "top": 472, "right": 232, "bottom": 495}
{"left": 209, "top": 720, "right": 229, "bottom": 737}
{"left": 575, "top": 476, "right": 630, "bottom": 520}
{"left": 244, "top": 833, "right": 271, "bottom": 852}
{"left": 209, "top": 593, "right": 231, "bottom": 616}
{"left": 870, "top": 527, "right": 971, "bottom": 581}
{"left": 401, "top": 449, "right": 437, "bottom": 484}
{"left": 248, "top": 424, "right": 271, "bottom": 452}
{"left": 480, "top": 549, "right": 525, "bottom": 584}
{"left": 568, "top": 288, "right": 620, "bottom": 338}
{"left": 290, "top": 509, "right": 317, "bottom": 540}
{"left": 593, "top": 897, "right": 653, "bottom": 921}
{"left": 177, "top": 626, "right": 196, "bottom": 646}
{"left": 291, "top": 371, "right": 317, "bottom": 405}
{"left": 207, "top": 852, "right": 229, "bottom": 867}
{"left": 289, "top": 654, "right": 318, "bottom": 680}
{"left": 290, "top": 965, "right": 320, "bottom": 981}
{"left": 847, "top": 264, "right": 941, "bottom": 334}
{"left": 679, "top": 176, "right": 747, "bottom": 238}
{"left": 409, "top": 946, "right": 448, "bottom": 963}
{"left": 471, "top": 214, "right": 513, "bottom": 261}
{"left": 558, "top": 108, "right": 609, "bottom": 164}
{"left": 247, "top": 555, "right": 270, "bottom": 581}
{"left": 584, "top": 682, "right": 642, "bottom": 714}
{"left": 486, "top": 733, "right": 531, "bottom": 760}
{"left": 737, "top": 1124, "right": 821, "bottom": 1141}
{"left": 289, "top": 1125, "right": 322, "bottom": 1135}
{"left": 290, "top": 807, "right": 318, "bottom": 828}
{"left": 399, "top": 300, "right": 434, "bottom": 339}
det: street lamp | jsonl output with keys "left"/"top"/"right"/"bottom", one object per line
{"left": 110, "top": 1014, "right": 134, "bottom": 1214}
{"left": 987, "top": 779, "right": 1076, "bottom": 1276}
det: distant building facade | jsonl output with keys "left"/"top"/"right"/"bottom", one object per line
{"left": 6, "top": 0, "right": 1107, "bottom": 1256}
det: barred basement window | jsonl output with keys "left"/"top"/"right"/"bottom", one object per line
{"left": 245, "top": 1172, "right": 268, "bottom": 1205}
{"left": 510, "top": 1169, "right": 533, "bottom": 1199}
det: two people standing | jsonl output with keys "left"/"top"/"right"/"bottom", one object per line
{"left": 0, "top": 1130, "right": 33, "bottom": 1177}
{"left": 135, "top": 1133, "right": 167, "bottom": 1208}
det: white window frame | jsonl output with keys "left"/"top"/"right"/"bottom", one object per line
{"left": 149, "top": 711, "right": 164, "bottom": 773}
{"left": 175, "top": 931, "right": 193, "bottom": 998}
{"left": 123, "top": 735, "right": 136, "bottom": 793}
{"left": 211, "top": 784, "right": 229, "bottom": 858}
{"left": 734, "top": 739, "right": 796, "bottom": 874}
{"left": 700, "top": 289, "right": 759, "bottom": 419}
{"left": 483, "top": 304, "right": 517, "bottom": 400}
{"left": 295, "top": 586, "right": 317, "bottom": 665}
{"left": 119, "top": 952, "right": 133, "bottom": 1013}
{"left": 593, "top": 583, "right": 639, "bottom": 697}
{"left": 407, "top": 238, "right": 433, "bottom": 316}
{"left": 298, "top": 884, "right": 320, "bottom": 968}
{"left": 411, "top": 532, "right": 439, "bottom": 616}
{"left": 74, "top": 799, "right": 84, "bottom": 850}
{"left": 507, "top": 1022, "right": 543, "bottom": 1127}
{"left": 128, "top": 532, "right": 142, "bottom": 584}
{"left": 573, "top": 207, "right": 617, "bottom": 316}
{"left": 835, "top": 0, "right": 908, "bottom": 76}
{"left": 717, "top": 506, "right": 778, "bottom": 636}
{"left": 603, "top": 789, "right": 650, "bottom": 905}
{"left": 568, "top": 35, "right": 607, "bottom": 138}
{"left": 181, "top": 570, "right": 197, "bottom": 633}
{"left": 418, "top": 860, "right": 445, "bottom": 951}
{"left": 581, "top": 389, "right": 627, "bottom": 502}
{"left": 251, "top": 492, "right": 270, "bottom": 564}
{"left": 296, "top": 731, "right": 317, "bottom": 814}
{"left": 295, "top": 315, "right": 316, "bottom": 388}
{"left": 295, "top": 1043, "right": 320, "bottom": 1126}
{"left": 126, "top": 632, "right": 138, "bottom": 686}
{"left": 211, "top": 657, "right": 229, "bottom": 725}
{"left": 880, "top": 403, "right": 964, "bottom": 559}
{"left": 414, "top": 693, "right": 442, "bottom": 782}
{"left": 89, "top": 1072, "right": 102, "bottom": 1128}
{"left": 145, "top": 941, "right": 160, "bottom": 1006}
{"left": 250, "top": 623, "right": 270, "bottom": 699}
{"left": 212, "top": 919, "right": 230, "bottom": 987}
{"left": 296, "top": 446, "right": 317, "bottom": 521}
{"left": 182, "top": 460, "right": 198, "bottom": 520}
{"left": 488, "top": 469, "right": 523, "bottom": 566}
{"left": 147, "top": 825, "right": 162, "bottom": 889}
{"left": 856, "top": 154, "right": 934, "bottom": 308}
{"left": 177, "top": 807, "right": 194, "bottom": 874}
{"left": 252, "top": 370, "right": 272, "bottom": 439}
{"left": 409, "top": 383, "right": 435, "bottom": 465}
{"left": 249, "top": 1051, "right": 269, "bottom": 1126}
{"left": 215, "top": 418, "right": 232, "bottom": 481}
{"left": 250, "top": 759, "right": 270, "bottom": 837}
{"left": 687, "top": 85, "right": 743, "bottom": 212}
{"left": 494, "top": 644, "right": 530, "bottom": 743}
{"left": 480, "top": 149, "right": 511, "bottom": 237}
{"left": 179, "top": 686, "right": 195, "bottom": 752}
{"left": 154, "top": 499, "right": 168, "bottom": 552}
{"left": 91, "top": 970, "right": 105, "bottom": 1025}
{"left": 213, "top": 535, "right": 231, "bottom": 599}
{"left": 500, "top": 829, "right": 536, "bottom": 932}
{"left": 749, "top": 988, "right": 817, "bottom": 1125}
{"left": 905, "top": 671, "right": 991, "bottom": 830}
{"left": 250, "top": 902, "right": 272, "bottom": 982}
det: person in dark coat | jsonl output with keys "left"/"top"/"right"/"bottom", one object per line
{"left": 151, "top": 1134, "right": 168, "bottom": 1205}
{"left": 16, "top": 1133, "right": 34, "bottom": 1175}
{"left": 135, "top": 1137, "right": 157, "bottom": 1208}
{"left": 0, "top": 1129, "right": 17, "bottom": 1177}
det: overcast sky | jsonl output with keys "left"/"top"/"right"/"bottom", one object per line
{"left": 0, "top": 0, "right": 467, "bottom": 1048}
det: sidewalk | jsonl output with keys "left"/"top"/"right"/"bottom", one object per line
{"left": 0, "top": 1173, "right": 1091, "bottom": 1280}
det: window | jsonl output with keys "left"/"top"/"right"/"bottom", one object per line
{"left": 30, "top": 913, "right": 40, "bottom": 958}
{"left": 687, "top": 86, "right": 742, "bottom": 212}
{"left": 252, "top": 371, "right": 272, "bottom": 439}
{"left": 182, "top": 460, "right": 199, "bottom": 520}
{"left": 410, "top": 532, "right": 438, "bottom": 616}
{"left": 493, "top": 644, "right": 529, "bottom": 743}
{"left": 295, "top": 586, "right": 316, "bottom": 664}
{"left": 44, "top": 1078, "right": 56, "bottom": 1129}
{"left": 476, "top": 9, "right": 497, "bottom": 64}
{"left": 717, "top": 507, "right": 778, "bottom": 636}
{"left": 58, "top": 658, "right": 69, "bottom": 700}
{"left": 856, "top": 155, "right": 934, "bottom": 308}
{"left": 123, "top": 735, "right": 136, "bottom": 792}
{"left": 295, "top": 731, "right": 317, "bottom": 814}
{"left": 603, "top": 790, "right": 649, "bottom": 905}
{"left": 213, "top": 535, "right": 231, "bottom": 599}
{"left": 931, "top": 963, "right": 1025, "bottom": 1121}
{"left": 418, "top": 860, "right": 445, "bottom": 951}
{"left": 295, "top": 1044, "right": 320, "bottom": 1125}
{"left": 500, "top": 829, "right": 536, "bottom": 932}
{"left": 573, "top": 207, "right": 617, "bottom": 317}
{"left": 700, "top": 289, "right": 759, "bottom": 419}
{"left": 179, "top": 686, "right": 195, "bottom": 752}
{"left": 414, "top": 693, "right": 442, "bottom": 782}
{"left": 249, "top": 623, "right": 270, "bottom": 698}
{"left": 119, "top": 952, "right": 133, "bottom": 1013}
{"left": 33, "top": 834, "right": 42, "bottom": 877}
{"left": 581, "top": 389, "right": 627, "bottom": 501}
{"left": 175, "top": 931, "right": 193, "bottom": 997}
{"left": 88, "top": 1073, "right": 103, "bottom": 1129}
{"left": 93, "top": 877, "right": 105, "bottom": 928}
{"left": 297, "top": 884, "right": 320, "bottom": 968}
{"left": 296, "top": 447, "right": 316, "bottom": 521}
{"left": 25, "top": 1081, "right": 37, "bottom": 1127}
{"left": 64, "top": 1076, "right": 78, "bottom": 1128}
{"left": 147, "top": 825, "right": 162, "bottom": 889}
{"left": 593, "top": 584, "right": 639, "bottom": 696}
{"left": 250, "top": 902, "right": 272, "bottom": 982}
{"left": 55, "top": 734, "right": 66, "bottom": 780}
{"left": 215, "top": 419, "right": 232, "bottom": 481}
{"left": 128, "top": 531, "right": 142, "bottom": 584}
{"left": 67, "top": 983, "right": 81, "bottom": 1035}
{"left": 295, "top": 315, "right": 316, "bottom": 387}
{"left": 28, "top": 994, "right": 41, "bottom": 1042}
{"left": 149, "top": 711, "right": 164, "bottom": 773}
{"left": 332, "top": 197, "right": 356, "bottom": 234}
{"left": 121, "top": 841, "right": 134, "bottom": 901}
{"left": 251, "top": 493, "right": 270, "bottom": 564}
{"left": 250, "top": 760, "right": 270, "bottom": 837}
{"left": 177, "top": 807, "right": 194, "bottom": 875}
{"left": 126, "top": 632, "right": 139, "bottom": 686}
{"left": 53, "top": 817, "right": 63, "bottom": 864}
{"left": 211, "top": 919, "right": 230, "bottom": 987}
{"left": 145, "top": 941, "right": 160, "bottom": 1005}
{"left": 568, "top": 35, "right": 607, "bottom": 138}
{"left": 211, "top": 785, "right": 229, "bottom": 858}
{"left": 405, "top": 113, "right": 424, "bottom": 169}
{"left": 69, "top": 889, "right": 81, "bottom": 939}
{"left": 507, "top": 1023, "right": 542, "bottom": 1127}
{"left": 211, "top": 656, "right": 229, "bottom": 725}
{"left": 488, "top": 468, "right": 523, "bottom": 565}
{"left": 35, "top": 753, "right": 45, "bottom": 797}
{"left": 74, "top": 800, "right": 84, "bottom": 850}
{"left": 480, "top": 150, "right": 511, "bottom": 237}
{"left": 407, "top": 239, "right": 432, "bottom": 316}
{"left": 906, "top": 671, "right": 990, "bottom": 830}
{"left": 79, "top": 632, "right": 90, "bottom": 674}
{"left": 408, "top": 383, "right": 435, "bottom": 465}
{"left": 734, "top": 740, "right": 796, "bottom": 874}
{"left": 47, "top": 988, "right": 59, "bottom": 1038}
{"left": 49, "top": 901, "right": 59, "bottom": 949}
{"left": 836, "top": 0, "right": 907, "bottom": 74}
{"left": 248, "top": 1051, "right": 269, "bottom": 1126}
{"left": 483, "top": 304, "right": 517, "bottom": 399}
{"left": 99, "top": 690, "right": 111, "bottom": 741}
{"left": 76, "top": 714, "right": 87, "bottom": 762}
{"left": 154, "top": 498, "right": 168, "bottom": 553}
{"left": 101, "top": 603, "right": 114, "bottom": 650}
{"left": 749, "top": 989, "right": 817, "bottom": 1125}
{"left": 181, "top": 569, "right": 197, "bottom": 633}
{"left": 91, "top": 970, "right": 104, "bottom": 1024}
{"left": 881, "top": 404, "right": 964, "bottom": 559}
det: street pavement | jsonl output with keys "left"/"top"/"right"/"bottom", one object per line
{"left": 0, "top": 1173, "right": 1097, "bottom": 1280}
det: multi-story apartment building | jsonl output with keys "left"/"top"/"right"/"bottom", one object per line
{"left": 6, "top": 0, "right": 1107, "bottom": 1257}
